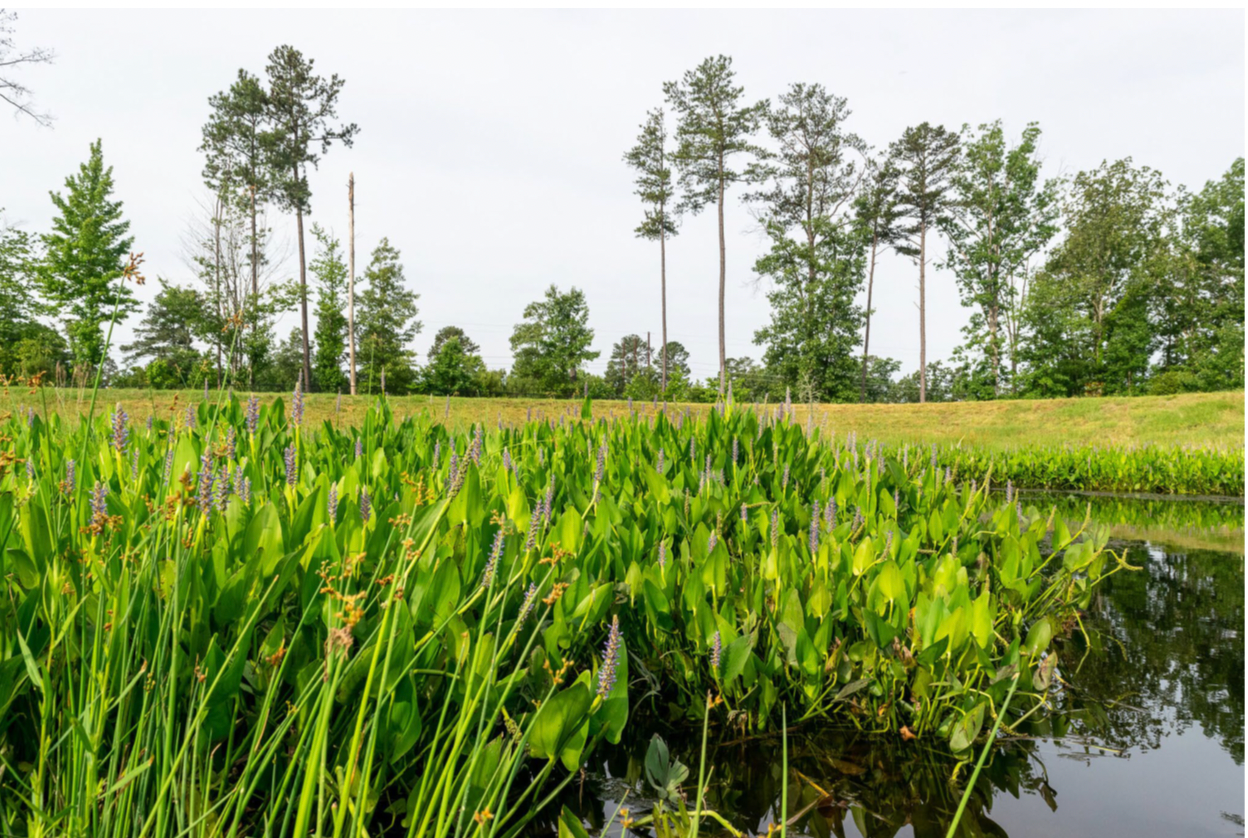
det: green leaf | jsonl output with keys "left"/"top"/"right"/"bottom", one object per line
{"left": 529, "top": 681, "right": 592, "bottom": 765}
{"left": 949, "top": 702, "right": 986, "bottom": 753}
{"left": 1023, "top": 618, "right": 1053, "bottom": 657}
{"left": 558, "top": 806, "right": 592, "bottom": 838}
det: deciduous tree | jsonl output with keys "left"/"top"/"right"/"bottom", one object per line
{"left": 0, "top": 10, "right": 54, "bottom": 125}
{"left": 942, "top": 121, "right": 1058, "bottom": 396}
{"left": 357, "top": 238, "right": 420, "bottom": 394}
{"left": 39, "top": 140, "right": 139, "bottom": 373}
{"left": 509, "top": 285, "right": 598, "bottom": 397}
{"left": 309, "top": 224, "right": 348, "bottom": 393}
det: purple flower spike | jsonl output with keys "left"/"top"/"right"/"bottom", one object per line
{"left": 597, "top": 615, "right": 622, "bottom": 699}
{"left": 246, "top": 396, "right": 259, "bottom": 435}
{"left": 90, "top": 481, "right": 108, "bottom": 518}
{"left": 809, "top": 501, "right": 820, "bottom": 554}
{"left": 327, "top": 484, "right": 339, "bottom": 521}
{"left": 111, "top": 407, "right": 129, "bottom": 453}
{"left": 710, "top": 630, "right": 722, "bottom": 673}
{"left": 283, "top": 445, "right": 297, "bottom": 487}
{"left": 359, "top": 486, "right": 372, "bottom": 523}
{"left": 290, "top": 380, "right": 304, "bottom": 427}
{"left": 519, "top": 582, "right": 538, "bottom": 624}
{"left": 482, "top": 527, "right": 505, "bottom": 589}
{"left": 197, "top": 454, "right": 214, "bottom": 511}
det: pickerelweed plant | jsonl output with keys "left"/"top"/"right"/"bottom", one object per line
{"left": 0, "top": 393, "right": 1132, "bottom": 837}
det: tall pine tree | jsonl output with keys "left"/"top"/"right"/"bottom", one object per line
{"left": 891, "top": 123, "right": 960, "bottom": 403}
{"left": 264, "top": 45, "right": 358, "bottom": 391}
{"left": 749, "top": 82, "right": 868, "bottom": 402}
{"left": 623, "top": 108, "right": 678, "bottom": 390}
{"left": 664, "top": 55, "right": 766, "bottom": 395}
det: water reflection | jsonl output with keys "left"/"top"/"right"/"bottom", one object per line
{"left": 563, "top": 498, "right": 1244, "bottom": 838}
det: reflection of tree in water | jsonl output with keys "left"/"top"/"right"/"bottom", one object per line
{"left": 1049, "top": 541, "right": 1244, "bottom": 764}
{"left": 560, "top": 539, "right": 1242, "bottom": 837}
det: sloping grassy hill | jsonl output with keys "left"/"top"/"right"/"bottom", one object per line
{"left": 4, "top": 387, "right": 1242, "bottom": 451}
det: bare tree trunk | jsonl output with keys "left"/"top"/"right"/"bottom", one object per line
{"left": 859, "top": 230, "right": 879, "bottom": 402}
{"left": 919, "top": 219, "right": 927, "bottom": 404}
{"left": 989, "top": 302, "right": 999, "bottom": 398}
{"left": 214, "top": 195, "right": 223, "bottom": 389}
{"left": 348, "top": 173, "right": 357, "bottom": 396}
{"left": 294, "top": 161, "right": 312, "bottom": 393}
{"left": 717, "top": 162, "right": 727, "bottom": 396}
{"left": 249, "top": 183, "right": 258, "bottom": 389}
{"left": 660, "top": 216, "right": 668, "bottom": 392}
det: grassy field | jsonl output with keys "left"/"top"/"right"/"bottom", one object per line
{"left": 3, "top": 385, "right": 1242, "bottom": 450}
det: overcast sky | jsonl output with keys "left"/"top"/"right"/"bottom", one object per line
{"left": 3, "top": 8, "right": 1243, "bottom": 384}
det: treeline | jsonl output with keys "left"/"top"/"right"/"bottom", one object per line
{"left": 0, "top": 48, "right": 1241, "bottom": 402}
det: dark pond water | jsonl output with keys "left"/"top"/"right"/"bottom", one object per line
{"left": 555, "top": 494, "right": 1245, "bottom": 838}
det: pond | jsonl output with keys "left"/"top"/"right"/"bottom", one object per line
{"left": 554, "top": 493, "right": 1245, "bottom": 838}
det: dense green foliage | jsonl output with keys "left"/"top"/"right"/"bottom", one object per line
{"left": 508, "top": 285, "right": 599, "bottom": 397}
{"left": 37, "top": 140, "right": 139, "bottom": 374}
{"left": 0, "top": 393, "right": 1131, "bottom": 835}
{"left": 926, "top": 441, "right": 1243, "bottom": 497}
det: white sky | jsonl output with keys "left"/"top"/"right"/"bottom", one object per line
{"left": 3, "top": 8, "right": 1243, "bottom": 383}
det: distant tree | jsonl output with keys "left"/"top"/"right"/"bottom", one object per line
{"left": 1022, "top": 159, "right": 1169, "bottom": 396}
{"left": 661, "top": 341, "right": 691, "bottom": 380}
{"left": 753, "top": 223, "right": 866, "bottom": 402}
{"left": 121, "top": 280, "right": 206, "bottom": 384}
{"left": 270, "top": 327, "right": 306, "bottom": 391}
{"left": 860, "top": 355, "right": 901, "bottom": 403}
{"left": 427, "top": 326, "right": 481, "bottom": 361}
{"left": 623, "top": 108, "right": 679, "bottom": 390}
{"left": 357, "top": 238, "right": 420, "bottom": 394}
{"left": 0, "top": 10, "right": 54, "bottom": 126}
{"left": 749, "top": 82, "right": 868, "bottom": 403}
{"left": 942, "top": 121, "right": 1058, "bottom": 396}
{"left": 0, "top": 217, "right": 65, "bottom": 377}
{"left": 307, "top": 224, "right": 348, "bottom": 392}
{"left": 423, "top": 334, "right": 485, "bottom": 396}
{"left": 664, "top": 55, "right": 767, "bottom": 394}
{"left": 509, "top": 284, "right": 598, "bottom": 397}
{"left": 38, "top": 140, "right": 140, "bottom": 373}
{"left": 1153, "top": 158, "right": 1244, "bottom": 392}
{"left": 854, "top": 157, "right": 903, "bottom": 401}
{"left": 704, "top": 356, "right": 773, "bottom": 403}
{"left": 604, "top": 333, "right": 649, "bottom": 395}
{"left": 201, "top": 68, "right": 273, "bottom": 381}
{"left": 891, "top": 123, "right": 960, "bottom": 403}
{"left": 0, "top": 220, "right": 40, "bottom": 341}
{"left": 891, "top": 360, "right": 955, "bottom": 403}
{"left": 264, "top": 45, "right": 359, "bottom": 391}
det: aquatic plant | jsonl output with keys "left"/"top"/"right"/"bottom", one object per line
{"left": 0, "top": 394, "right": 1130, "bottom": 837}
